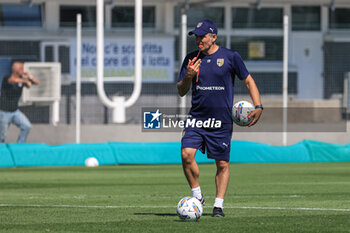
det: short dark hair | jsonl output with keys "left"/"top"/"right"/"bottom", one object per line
{"left": 11, "top": 60, "right": 24, "bottom": 67}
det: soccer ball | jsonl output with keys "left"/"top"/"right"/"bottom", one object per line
{"left": 176, "top": 196, "right": 203, "bottom": 221}
{"left": 85, "top": 157, "right": 99, "bottom": 167}
{"left": 232, "top": 101, "right": 254, "bottom": 126}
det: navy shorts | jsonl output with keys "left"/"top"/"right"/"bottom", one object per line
{"left": 181, "top": 126, "right": 233, "bottom": 161}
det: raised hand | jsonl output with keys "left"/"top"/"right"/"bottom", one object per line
{"left": 186, "top": 57, "right": 201, "bottom": 79}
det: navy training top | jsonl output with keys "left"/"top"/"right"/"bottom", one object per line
{"left": 178, "top": 46, "right": 250, "bottom": 125}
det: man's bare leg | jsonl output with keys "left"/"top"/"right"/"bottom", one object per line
{"left": 213, "top": 160, "right": 230, "bottom": 217}
{"left": 181, "top": 148, "right": 199, "bottom": 188}
{"left": 215, "top": 160, "right": 230, "bottom": 199}
{"left": 181, "top": 148, "right": 204, "bottom": 203}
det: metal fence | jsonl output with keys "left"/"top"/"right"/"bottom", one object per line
{"left": 0, "top": 38, "right": 349, "bottom": 124}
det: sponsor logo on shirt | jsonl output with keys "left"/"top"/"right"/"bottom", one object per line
{"left": 217, "top": 58, "right": 224, "bottom": 67}
{"left": 196, "top": 85, "right": 225, "bottom": 91}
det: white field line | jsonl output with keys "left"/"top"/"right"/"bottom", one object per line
{"left": 0, "top": 204, "right": 349, "bottom": 212}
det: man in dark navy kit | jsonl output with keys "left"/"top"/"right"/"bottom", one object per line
{"left": 177, "top": 19, "right": 263, "bottom": 217}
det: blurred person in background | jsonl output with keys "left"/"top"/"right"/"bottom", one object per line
{"left": 0, "top": 61, "right": 39, "bottom": 143}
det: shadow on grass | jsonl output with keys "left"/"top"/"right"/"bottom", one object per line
{"left": 134, "top": 213, "right": 212, "bottom": 217}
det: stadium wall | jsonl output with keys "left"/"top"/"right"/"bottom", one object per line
{"left": 0, "top": 140, "right": 349, "bottom": 167}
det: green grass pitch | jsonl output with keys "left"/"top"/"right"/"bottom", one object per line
{"left": 0, "top": 162, "right": 349, "bottom": 232}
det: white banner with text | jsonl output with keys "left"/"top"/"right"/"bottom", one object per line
{"left": 70, "top": 37, "right": 174, "bottom": 83}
